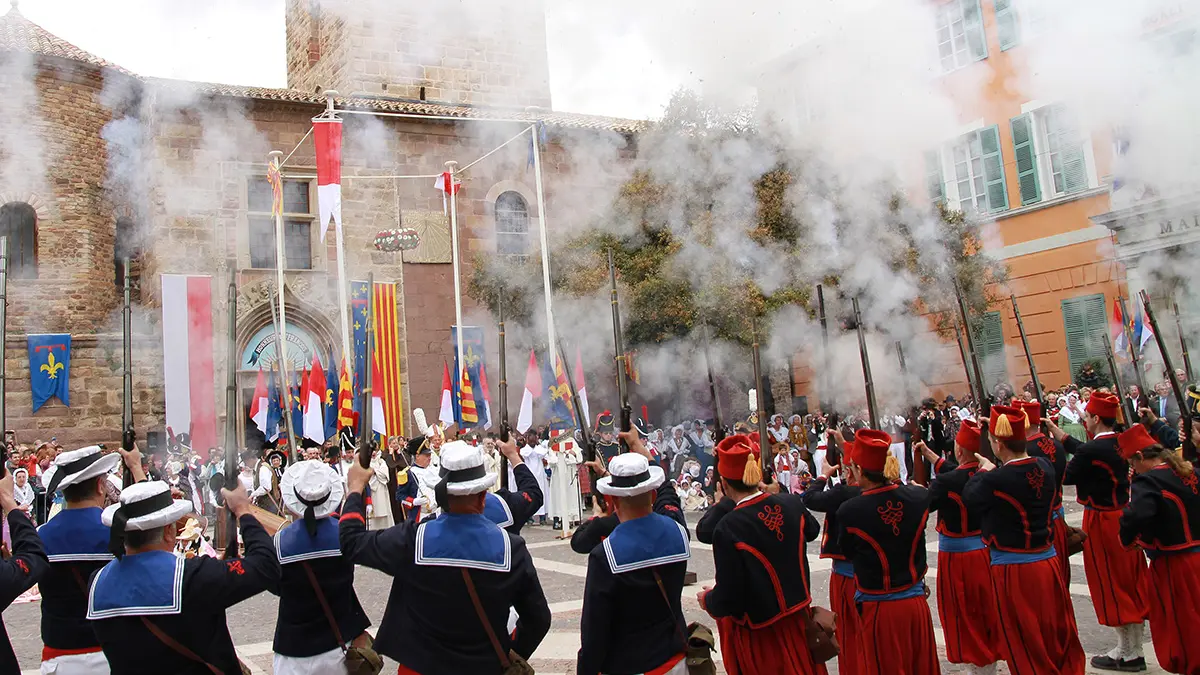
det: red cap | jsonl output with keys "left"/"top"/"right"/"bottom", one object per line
{"left": 716, "top": 434, "right": 759, "bottom": 481}
{"left": 853, "top": 429, "right": 892, "bottom": 473}
{"left": 989, "top": 404, "right": 1028, "bottom": 443}
{"left": 1117, "top": 424, "right": 1159, "bottom": 460}
{"left": 1085, "top": 392, "right": 1120, "bottom": 420}
{"left": 955, "top": 419, "right": 981, "bottom": 454}
{"left": 1015, "top": 400, "right": 1041, "bottom": 430}
{"left": 841, "top": 440, "right": 856, "bottom": 467}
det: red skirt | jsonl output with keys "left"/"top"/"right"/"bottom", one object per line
{"left": 830, "top": 572, "right": 864, "bottom": 675}
{"left": 717, "top": 610, "right": 828, "bottom": 675}
{"left": 1052, "top": 514, "right": 1071, "bottom": 586}
{"left": 1082, "top": 508, "right": 1149, "bottom": 626}
{"left": 858, "top": 595, "right": 941, "bottom": 675}
{"left": 936, "top": 549, "right": 1001, "bottom": 666}
{"left": 1147, "top": 552, "right": 1200, "bottom": 675}
{"left": 990, "top": 558, "right": 1086, "bottom": 675}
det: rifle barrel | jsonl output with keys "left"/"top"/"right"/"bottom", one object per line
{"left": 223, "top": 280, "right": 239, "bottom": 554}
{"left": 497, "top": 298, "right": 509, "bottom": 489}
{"left": 852, "top": 298, "right": 879, "bottom": 430}
{"left": 558, "top": 340, "right": 598, "bottom": 504}
{"left": 1102, "top": 332, "right": 1127, "bottom": 411}
{"left": 1174, "top": 300, "right": 1194, "bottom": 383}
{"left": 1011, "top": 295, "right": 1044, "bottom": 408}
{"left": 953, "top": 280, "right": 993, "bottom": 460}
{"left": 702, "top": 323, "right": 725, "bottom": 442}
{"left": 1118, "top": 296, "right": 1148, "bottom": 395}
{"left": 608, "top": 250, "right": 631, "bottom": 443}
{"left": 1139, "top": 291, "right": 1193, "bottom": 458}
{"left": 0, "top": 238, "right": 7, "bottom": 472}
{"left": 121, "top": 256, "right": 135, "bottom": 486}
{"left": 816, "top": 284, "right": 833, "bottom": 414}
{"left": 751, "top": 320, "right": 770, "bottom": 475}
{"left": 358, "top": 273, "right": 375, "bottom": 469}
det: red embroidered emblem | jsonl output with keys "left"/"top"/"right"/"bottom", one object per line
{"left": 1182, "top": 473, "right": 1199, "bottom": 496}
{"left": 1037, "top": 437, "right": 1057, "bottom": 464}
{"left": 521, "top": 493, "right": 533, "bottom": 504}
{"left": 1027, "top": 467, "right": 1046, "bottom": 499}
{"left": 878, "top": 500, "right": 904, "bottom": 535}
{"left": 15, "top": 559, "right": 28, "bottom": 575}
{"left": 758, "top": 504, "right": 785, "bottom": 541}
{"left": 226, "top": 560, "right": 245, "bottom": 576}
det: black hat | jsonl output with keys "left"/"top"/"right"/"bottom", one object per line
{"left": 265, "top": 448, "right": 288, "bottom": 467}
{"left": 406, "top": 435, "right": 431, "bottom": 456}
{"left": 634, "top": 418, "right": 651, "bottom": 439}
{"left": 594, "top": 411, "right": 615, "bottom": 436}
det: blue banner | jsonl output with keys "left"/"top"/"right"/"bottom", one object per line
{"left": 28, "top": 334, "right": 71, "bottom": 412}
{"left": 324, "top": 359, "right": 339, "bottom": 441}
{"left": 265, "top": 370, "right": 283, "bottom": 442}
{"left": 450, "top": 326, "right": 489, "bottom": 430}
{"left": 350, "top": 281, "right": 370, "bottom": 423}
{"left": 541, "top": 352, "right": 574, "bottom": 431}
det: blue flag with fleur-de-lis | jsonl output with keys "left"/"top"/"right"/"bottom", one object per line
{"left": 28, "top": 334, "right": 71, "bottom": 412}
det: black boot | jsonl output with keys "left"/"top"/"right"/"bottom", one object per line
{"left": 1090, "top": 655, "right": 1147, "bottom": 672}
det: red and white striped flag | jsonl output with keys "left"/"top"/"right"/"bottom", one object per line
{"left": 517, "top": 350, "right": 541, "bottom": 433}
{"left": 433, "top": 171, "right": 462, "bottom": 216}
{"left": 439, "top": 362, "right": 456, "bottom": 427}
{"left": 161, "top": 275, "right": 216, "bottom": 452}
{"left": 249, "top": 368, "right": 269, "bottom": 435}
{"left": 313, "top": 118, "right": 343, "bottom": 242}
{"left": 304, "top": 356, "right": 327, "bottom": 444}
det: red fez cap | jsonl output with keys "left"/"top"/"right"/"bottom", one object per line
{"left": 1117, "top": 424, "right": 1159, "bottom": 460}
{"left": 1015, "top": 400, "right": 1041, "bottom": 429}
{"left": 1085, "top": 392, "right": 1120, "bottom": 420}
{"left": 989, "top": 404, "right": 1028, "bottom": 443}
{"left": 955, "top": 419, "right": 981, "bottom": 454}
{"left": 716, "top": 434, "right": 760, "bottom": 482}
{"left": 841, "top": 440, "right": 856, "bottom": 467}
{"left": 853, "top": 429, "right": 892, "bottom": 473}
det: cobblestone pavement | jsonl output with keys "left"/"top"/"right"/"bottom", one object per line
{"left": 6, "top": 488, "right": 1166, "bottom": 674}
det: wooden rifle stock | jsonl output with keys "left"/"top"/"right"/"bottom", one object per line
{"left": 851, "top": 298, "right": 879, "bottom": 431}
{"left": 953, "top": 281, "right": 993, "bottom": 460}
{"left": 1174, "top": 300, "right": 1194, "bottom": 383}
{"left": 1011, "top": 295, "right": 1048, "bottom": 433}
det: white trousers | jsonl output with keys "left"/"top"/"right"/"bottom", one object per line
{"left": 41, "top": 651, "right": 110, "bottom": 674}
{"left": 273, "top": 646, "right": 348, "bottom": 675}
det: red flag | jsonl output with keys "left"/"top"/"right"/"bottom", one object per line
{"left": 516, "top": 350, "right": 541, "bottom": 433}
{"left": 248, "top": 368, "right": 269, "bottom": 434}
{"left": 574, "top": 348, "right": 590, "bottom": 426}
{"left": 439, "top": 362, "right": 455, "bottom": 427}
{"left": 304, "top": 357, "right": 327, "bottom": 443}
{"left": 313, "top": 118, "right": 343, "bottom": 242}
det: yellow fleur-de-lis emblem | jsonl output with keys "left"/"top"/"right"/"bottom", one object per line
{"left": 549, "top": 382, "right": 570, "bottom": 402}
{"left": 40, "top": 352, "right": 64, "bottom": 379}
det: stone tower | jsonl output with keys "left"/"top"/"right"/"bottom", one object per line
{"left": 285, "top": 0, "right": 552, "bottom": 109}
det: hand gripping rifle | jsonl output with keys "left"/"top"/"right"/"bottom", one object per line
{"left": 702, "top": 323, "right": 725, "bottom": 443}
{"left": 497, "top": 297, "right": 510, "bottom": 489}
{"left": 121, "top": 256, "right": 136, "bottom": 487}
{"left": 557, "top": 340, "right": 597, "bottom": 507}
{"left": 357, "top": 273, "right": 376, "bottom": 470}
{"left": 1139, "top": 291, "right": 1195, "bottom": 460}
{"left": 954, "top": 280, "right": 993, "bottom": 461}
{"left": 608, "top": 250, "right": 632, "bottom": 450}
{"left": 1011, "top": 295, "right": 1047, "bottom": 433}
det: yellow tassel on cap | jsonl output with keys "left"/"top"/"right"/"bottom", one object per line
{"left": 994, "top": 413, "right": 1013, "bottom": 439}
{"left": 743, "top": 454, "right": 763, "bottom": 485}
{"left": 884, "top": 454, "right": 901, "bottom": 482}
{"left": 1023, "top": 411, "right": 1031, "bottom": 429}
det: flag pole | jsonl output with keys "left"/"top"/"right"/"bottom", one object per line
{"left": 530, "top": 125, "right": 557, "bottom": 370}
{"left": 446, "top": 160, "right": 466, "bottom": 402}
{"left": 268, "top": 288, "right": 298, "bottom": 460}
{"left": 267, "top": 149, "right": 292, "bottom": 380}
{"left": 1118, "top": 296, "right": 1147, "bottom": 396}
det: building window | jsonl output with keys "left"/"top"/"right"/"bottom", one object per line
{"left": 0, "top": 202, "right": 37, "bottom": 279}
{"left": 1062, "top": 293, "right": 1108, "bottom": 378}
{"left": 1009, "top": 105, "right": 1092, "bottom": 207}
{"left": 936, "top": 0, "right": 987, "bottom": 73}
{"left": 995, "top": 0, "right": 1020, "bottom": 50}
{"left": 929, "top": 125, "right": 1008, "bottom": 215}
{"left": 246, "top": 177, "right": 314, "bottom": 270}
{"left": 495, "top": 191, "right": 530, "bottom": 257}
{"left": 973, "top": 310, "right": 1008, "bottom": 391}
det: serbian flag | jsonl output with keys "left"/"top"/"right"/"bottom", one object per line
{"left": 433, "top": 171, "right": 462, "bottom": 216}
{"left": 370, "top": 356, "right": 387, "bottom": 437}
{"left": 313, "top": 118, "right": 343, "bottom": 242}
{"left": 517, "top": 350, "right": 541, "bottom": 433}
{"left": 439, "top": 362, "right": 456, "bottom": 427}
{"left": 337, "top": 358, "right": 355, "bottom": 430}
{"left": 575, "top": 347, "right": 590, "bottom": 427}
{"left": 161, "top": 275, "right": 217, "bottom": 453}
{"left": 249, "top": 368, "right": 269, "bottom": 435}
{"left": 479, "top": 363, "right": 494, "bottom": 431}
{"left": 304, "top": 356, "right": 327, "bottom": 443}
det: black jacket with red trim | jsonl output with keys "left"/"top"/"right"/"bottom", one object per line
{"left": 800, "top": 477, "right": 861, "bottom": 559}
{"left": 496, "top": 463, "right": 544, "bottom": 535}
{"left": 836, "top": 483, "right": 932, "bottom": 595}
{"left": 963, "top": 456, "right": 1056, "bottom": 553}
{"left": 701, "top": 492, "right": 820, "bottom": 627}
{"left": 0, "top": 511, "right": 48, "bottom": 673}
{"left": 928, "top": 460, "right": 983, "bottom": 537}
{"left": 1063, "top": 433, "right": 1130, "bottom": 510}
{"left": 1119, "top": 465, "right": 1200, "bottom": 551}
{"left": 1026, "top": 432, "right": 1068, "bottom": 510}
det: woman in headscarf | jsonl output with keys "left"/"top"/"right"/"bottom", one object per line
{"left": 1058, "top": 391, "right": 1088, "bottom": 441}
{"left": 685, "top": 481, "right": 707, "bottom": 511}
{"left": 12, "top": 468, "right": 33, "bottom": 518}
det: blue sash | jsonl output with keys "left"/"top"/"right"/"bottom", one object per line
{"left": 856, "top": 581, "right": 926, "bottom": 604}
{"left": 832, "top": 559, "right": 855, "bottom": 578}
{"left": 275, "top": 518, "right": 341, "bottom": 564}
{"left": 415, "top": 514, "right": 511, "bottom": 572}
{"left": 38, "top": 507, "right": 113, "bottom": 563}
{"left": 602, "top": 513, "right": 690, "bottom": 574}
{"left": 484, "top": 493, "right": 514, "bottom": 529}
{"left": 1053, "top": 507, "right": 1064, "bottom": 521}
{"left": 1145, "top": 545, "right": 1200, "bottom": 561}
{"left": 989, "top": 546, "right": 1057, "bottom": 566}
{"left": 938, "top": 534, "right": 986, "bottom": 553}
{"left": 87, "top": 550, "right": 185, "bottom": 619}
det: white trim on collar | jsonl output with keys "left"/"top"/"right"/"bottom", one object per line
{"left": 87, "top": 555, "right": 186, "bottom": 619}
{"left": 48, "top": 552, "right": 114, "bottom": 563}
{"left": 413, "top": 521, "right": 513, "bottom": 572}
{"left": 1093, "top": 431, "right": 1117, "bottom": 439}
{"left": 603, "top": 520, "right": 691, "bottom": 574}
{"left": 486, "top": 492, "right": 515, "bottom": 529}
{"left": 273, "top": 527, "right": 342, "bottom": 565}
{"left": 737, "top": 491, "right": 764, "bottom": 505}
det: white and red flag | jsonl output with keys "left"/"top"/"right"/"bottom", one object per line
{"left": 371, "top": 356, "right": 387, "bottom": 437}
{"left": 304, "top": 356, "right": 327, "bottom": 443}
{"left": 439, "top": 361, "right": 456, "bottom": 427}
{"left": 574, "top": 347, "right": 590, "bottom": 427}
{"left": 433, "top": 171, "right": 462, "bottom": 215}
{"left": 313, "top": 118, "right": 343, "bottom": 242}
{"left": 516, "top": 350, "right": 541, "bottom": 433}
{"left": 479, "top": 362, "right": 494, "bottom": 431}
{"left": 161, "top": 274, "right": 216, "bottom": 453}
{"left": 249, "top": 368, "right": 269, "bottom": 435}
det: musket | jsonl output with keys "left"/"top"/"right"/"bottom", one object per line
{"left": 357, "top": 273, "right": 376, "bottom": 469}
{"left": 121, "top": 256, "right": 135, "bottom": 487}
{"left": 953, "top": 320, "right": 973, "bottom": 400}
{"left": 0, "top": 237, "right": 7, "bottom": 475}
{"left": 1118, "top": 296, "right": 1148, "bottom": 396}
{"left": 557, "top": 340, "right": 598, "bottom": 505}
{"left": 702, "top": 323, "right": 725, "bottom": 443}
{"left": 268, "top": 289, "right": 298, "bottom": 461}
{"left": 223, "top": 281, "right": 239, "bottom": 556}
{"left": 497, "top": 297, "right": 510, "bottom": 489}
{"left": 897, "top": 340, "right": 927, "bottom": 485}
{"left": 608, "top": 250, "right": 632, "bottom": 449}
{"left": 954, "top": 280, "right": 993, "bottom": 460}
{"left": 1011, "top": 295, "right": 1047, "bottom": 432}
{"left": 1102, "top": 332, "right": 1127, "bottom": 417}
{"left": 851, "top": 298, "right": 879, "bottom": 431}
{"left": 1174, "top": 300, "right": 1194, "bottom": 383}
{"left": 1139, "top": 290, "right": 1194, "bottom": 459}
{"left": 751, "top": 319, "right": 771, "bottom": 476}
{"left": 816, "top": 284, "right": 834, "bottom": 415}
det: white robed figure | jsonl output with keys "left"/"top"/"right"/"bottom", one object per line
{"left": 547, "top": 436, "right": 583, "bottom": 532}
{"left": 367, "top": 450, "right": 394, "bottom": 530}
{"left": 512, "top": 440, "right": 549, "bottom": 519}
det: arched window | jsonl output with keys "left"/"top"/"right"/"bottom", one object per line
{"left": 494, "top": 191, "right": 529, "bottom": 256}
{"left": 0, "top": 202, "right": 38, "bottom": 279}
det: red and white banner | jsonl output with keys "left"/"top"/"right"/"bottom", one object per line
{"left": 313, "top": 118, "right": 343, "bottom": 242}
{"left": 517, "top": 350, "right": 541, "bottom": 433}
{"left": 433, "top": 171, "right": 462, "bottom": 215}
{"left": 249, "top": 368, "right": 269, "bottom": 436}
{"left": 574, "top": 347, "right": 590, "bottom": 428}
{"left": 439, "top": 361, "right": 455, "bottom": 428}
{"left": 161, "top": 275, "right": 216, "bottom": 452}
{"left": 304, "top": 356, "right": 326, "bottom": 443}
{"left": 371, "top": 356, "right": 387, "bottom": 437}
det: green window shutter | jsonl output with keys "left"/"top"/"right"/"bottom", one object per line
{"left": 1010, "top": 114, "right": 1040, "bottom": 206}
{"left": 925, "top": 150, "right": 945, "bottom": 205}
{"left": 1062, "top": 294, "right": 1107, "bottom": 377}
{"left": 978, "top": 125, "right": 1009, "bottom": 213}
{"left": 963, "top": 0, "right": 989, "bottom": 61}
{"left": 1061, "top": 141, "right": 1089, "bottom": 193}
{"left": 972, "top": 311, "right": 1007, "bottom": 390}
{"left": 995, "top": 0, "right": 1020, "bottom": 50}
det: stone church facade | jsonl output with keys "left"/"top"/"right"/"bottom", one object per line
{"left": 0, "top": 1, "right": 641, "bottom": 449}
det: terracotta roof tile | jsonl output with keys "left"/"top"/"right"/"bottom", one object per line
{"left": 0, "top": 7, "right": 135, "bottom": 76}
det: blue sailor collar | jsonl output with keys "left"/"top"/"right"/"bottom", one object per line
{"left": 415, "top": 513, "right": 511, "bottom": 572}
{"left": 87, "top": 550, "right": 185, "bottom": 619}
{"left": 275, "top": 517, "right": 341, "bottom": 564}
{"left": 603, "top": 513, "right": 691, "bottom": 574}
{"left": 484, "top": 492, "right": 514, "bottom": 529}
{"left": 37, "top": 507, "right": 114, "bottom": 563}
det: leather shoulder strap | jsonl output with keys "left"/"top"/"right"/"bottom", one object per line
{"left": 140, "top": 617, "right": 223, "bottom": 675}
{"left": 301, "top": 561, "right": 348, "bottom": 653}
{"left": 460, "top": 568, "right": 511, "bottom": 669}
{"left": 652, "top": 569, "right": 688, "bottom": 647}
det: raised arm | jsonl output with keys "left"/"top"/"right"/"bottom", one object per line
{"left": 188, "top": 489, "right": 280, "bottom": 610}
{"left": 501, "top": 462, "right": 544, "bottom": 526}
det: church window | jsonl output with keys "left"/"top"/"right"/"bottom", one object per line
{"left": 247, "top": 177, "right": 314, "bottom": 270}
{"left": 495, "top": 191, "right": 530, "bottom": 258}
{"left": 0, "top": 202, "right": 38, "bottom": 279}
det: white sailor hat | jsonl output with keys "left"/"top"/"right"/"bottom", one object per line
{"left": 281, "top": 460, "right": 344, "bottom": 521}
{"left": 596, "top": 453, "right": 664, "bottom": 498}
{"left": 102, "top": 481, "right": 193, "bottom": 533}
{"left": 436, "top": 440, "right": 496, "bottom": 495}
{"left": 42, "top": 445, "right": 122, "bottom": 495}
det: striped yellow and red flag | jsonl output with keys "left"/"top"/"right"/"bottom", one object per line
{"left": 459, "top": 367, "right": 479, "bottom": 425}
{"left": 266, "top": 157, "right": 284, "bottom": 217}
{"left": 371, "top": 282, "right": 405, "bottom": 436}
{"left": 337, "top": 357, "right": 355, "bottom": 429}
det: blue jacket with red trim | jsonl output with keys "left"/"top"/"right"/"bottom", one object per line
{"left": 1063, "top": 434, "right": 1129, "bottom": 510}
{"left": 928, "top": 459, "right": 983, "bottom": 537}
{"left": 964, "top": 456, "right": 1056, "bottom": 553}
{"left": 701, "top": 492, "right": 820, "bottom": 628}
{"left": 836, "top": 483, "right": 931, "bottom": 595}
{"left": 1120, "top": 464, "right": 1200, "bottom": 552}
{"left": 800, "top": 477, "right": 861, "bottom": 559}
{"left": 1026, "top": 432, "right": 1068, "bottom": 511}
